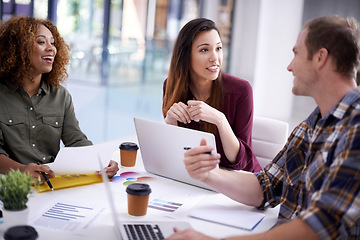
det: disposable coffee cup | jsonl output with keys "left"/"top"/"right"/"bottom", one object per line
{"left": 119, "top": 142, "right": 139, "bottom": 167}
{"left": 126, "top": 183, "right": 151, "bottom": 216}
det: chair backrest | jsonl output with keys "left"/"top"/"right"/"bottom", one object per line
{"left": 252, "top": 116, "right": 289, "bottom": 169}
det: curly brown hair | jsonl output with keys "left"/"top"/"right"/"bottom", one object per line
{"left": 0, "top": 16, "right": 70, "bottom": 88}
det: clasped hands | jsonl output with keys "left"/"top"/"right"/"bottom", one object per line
{"left": 165, "top": 100, "right": 221, "bottom": 126}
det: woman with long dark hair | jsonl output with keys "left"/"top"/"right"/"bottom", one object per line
{"left": 162, "top": 18, "right": 260, "bottom": 172}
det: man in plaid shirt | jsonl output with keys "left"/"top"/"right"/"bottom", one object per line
{"left": 166, "top": 15, "right": 360, "bottom": 240}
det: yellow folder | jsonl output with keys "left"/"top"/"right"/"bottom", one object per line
{"left": 36, "top": 174, "right": 103, "bottom": 193}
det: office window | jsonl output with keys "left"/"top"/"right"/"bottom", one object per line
{"left": 217, "top": 0, "right": 233, "bottom": 72}
{"left": 57, "top": 0, "right": 105, "bottom": 84}
{"left": 1, "top": 0, "right": 33, "bottom": 19}
{"left": 34, "top": 0, "right": 48, "bottom": 19}
{"left": 106, "top": 0, "right": 148, "bottom": 85}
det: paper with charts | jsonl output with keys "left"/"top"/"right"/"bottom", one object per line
{"left": 29, "top": 198, "right": 105, "bottom": 233}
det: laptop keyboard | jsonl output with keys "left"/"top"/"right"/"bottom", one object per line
{"left": 123, "top": 224, "right": 165, "bottom": 240}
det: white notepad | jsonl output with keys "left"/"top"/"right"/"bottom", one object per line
{"left": 189, "top": 205, "right": 265, "bottom": 231}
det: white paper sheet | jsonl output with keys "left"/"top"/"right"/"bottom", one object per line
{"left": 47, "top": 140, "right": 120, "bottom": 175}
{"left": 29, "top": 198, "right": 105, "bottom": 233}
{"left": 189, "top": 204, "right": 265, "bottom": 231}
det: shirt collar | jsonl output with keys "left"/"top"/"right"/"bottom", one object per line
{"left": 327, "top": 87, "right": 360, "bottom": 120}
{"left": 39, "top": 80, "right": 50, "bottom": 95}
{"left": 306, "top": 87, "right": 360, "bottom": 128}
{"left": 5, "top": 79, "right": 50, "bottom": 96}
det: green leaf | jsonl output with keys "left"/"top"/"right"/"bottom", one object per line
{"left": 0, "top": 169, "right": 37, "bottom": 211}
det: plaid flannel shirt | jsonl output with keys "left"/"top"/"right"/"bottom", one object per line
{"left": 256, "top": 87, "right": 360, "bottom": 240}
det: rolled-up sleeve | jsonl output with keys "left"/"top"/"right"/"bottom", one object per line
{"left": 255, "top": 148, "right": 286, "bottom": 209}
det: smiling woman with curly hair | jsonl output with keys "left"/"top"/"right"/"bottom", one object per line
{"left": 0, "top": 16, "right": 119, "bottom": 180}
{"left": 0, "top": 16, "right": 69, "bottom": 87}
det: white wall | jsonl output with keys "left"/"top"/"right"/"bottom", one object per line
{"left": 201, "top": 0, "right": 219, "bottom": 22}
{"left": 229, "top": 0, "right": 260, "bottom": 84}
{"left": 252, "top": 0, "right": 304, "bottom": 122}
{"left": 204, "top": 0, "right": 316, "bottom": 126}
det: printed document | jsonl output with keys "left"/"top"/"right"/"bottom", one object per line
{"left": 29, "top": 198, "right": 105, "bottom": 233}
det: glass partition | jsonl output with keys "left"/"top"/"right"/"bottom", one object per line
{"left": 57, "top": 0, "right": 104, "bottom": 84}
{"left": 53, "top": 0, "right": 204, "bottom": 86}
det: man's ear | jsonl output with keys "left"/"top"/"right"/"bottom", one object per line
{"left": 315, "top": 48, "right": 329, "bottom": 69}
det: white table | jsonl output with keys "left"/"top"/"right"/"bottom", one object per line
{"left": 0, "top": 139, "right": 279, "bottom": 239}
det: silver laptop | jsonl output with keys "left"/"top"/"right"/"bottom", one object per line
{"left": 134, "top": 117, "right": 217, "bottom": 191}
{"left": 99, "top": 158, "right": 191, "bottom": 240}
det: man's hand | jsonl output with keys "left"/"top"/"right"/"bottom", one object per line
{"left": 165, "top": 227, "right": 219, "bottom": 240}
{"left": 184, "top": 139, "right": 220, "bottom": 182}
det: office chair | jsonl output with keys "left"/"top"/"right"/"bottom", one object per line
{"left": 252, "top": 116, "right": 289, "bottom": 169}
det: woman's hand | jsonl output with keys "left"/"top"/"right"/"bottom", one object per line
{"left": 165, "top": 102, "right": 191, "bottom": 125}
{"left": 23, "top": 163, "right": 55, "bottom": 182}
{"left": 188, "top": 100, "right": 240, "bottom": 163}
{"left": 101, "top": 160, "right": 119, "bottom": 178}
{"left": 187, "top": 100, "right": 223, "bottom": 126}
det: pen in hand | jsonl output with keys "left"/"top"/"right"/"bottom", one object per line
{"left": 184, "top": 147, "right": 212, "bottom": 154}
{"left": 37, "top": 162, "right": 54, "bottom": 191}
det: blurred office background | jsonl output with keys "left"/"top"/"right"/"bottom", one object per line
{"left": 1, "top": 0, "right": 359, "bottom": 144}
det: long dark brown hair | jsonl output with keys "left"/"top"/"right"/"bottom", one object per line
{"left": 162, "top": 18, "right": 224, "bottom": 134}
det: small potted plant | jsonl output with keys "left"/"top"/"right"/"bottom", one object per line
{"left": 0, "top": 169, "right": 40, "bottom": 228}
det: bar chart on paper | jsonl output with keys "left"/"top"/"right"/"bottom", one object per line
{"left": 148, "top": 198, "right": 183, "bottom": 212}
{"left": 30, "top": 198, "right": 105, "bottom": 233}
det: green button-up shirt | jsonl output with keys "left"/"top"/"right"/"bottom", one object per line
{"left": 0, "top": 80, "right": 92, "bottom": 165}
